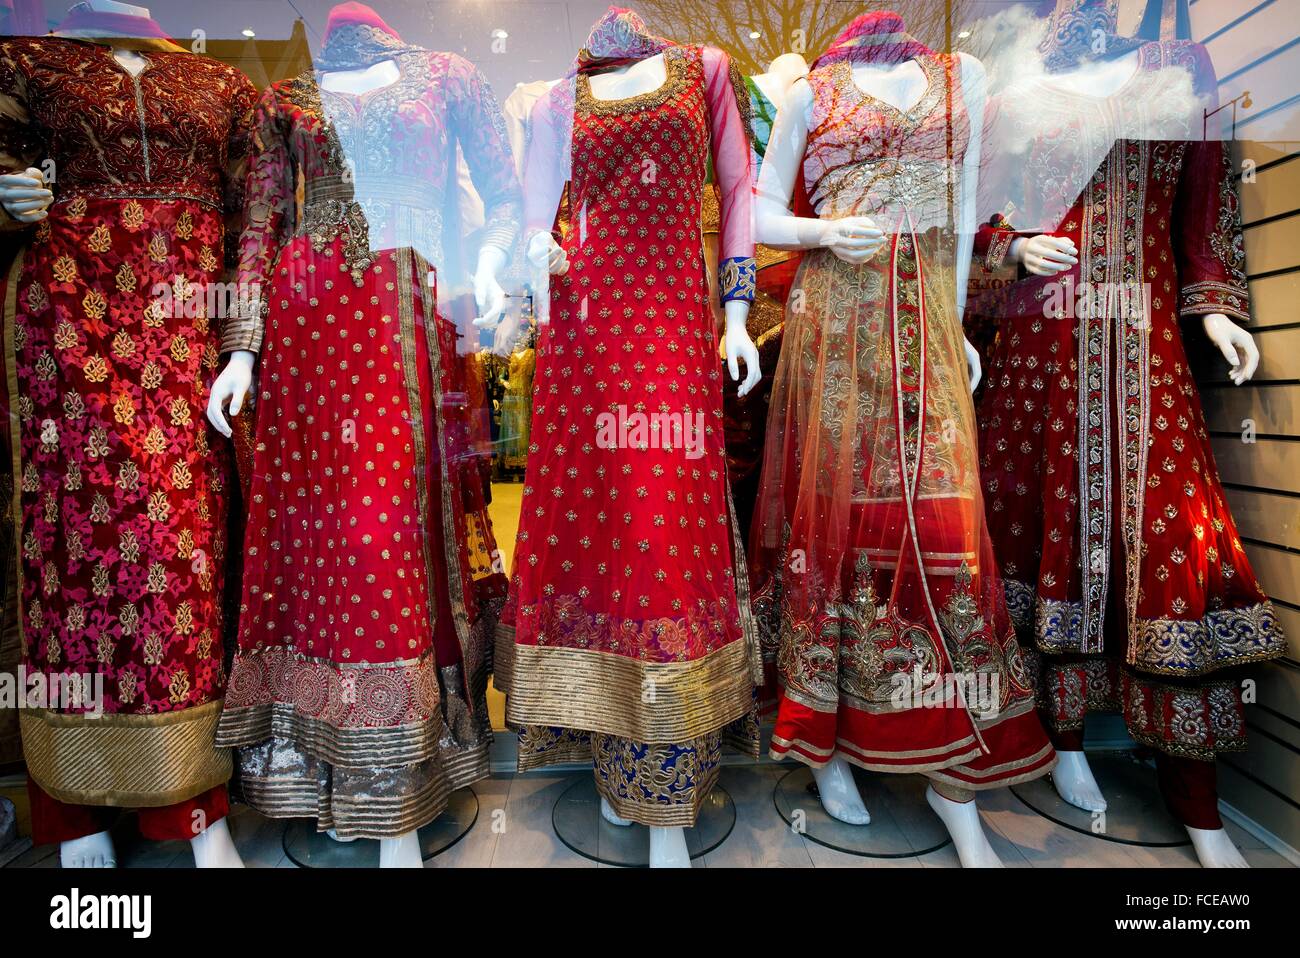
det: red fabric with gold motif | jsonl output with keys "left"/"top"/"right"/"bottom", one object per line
{"left": 0, "top": 36, "right": 255, "bottom": 807}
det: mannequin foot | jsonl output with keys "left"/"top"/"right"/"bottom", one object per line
{"left": 600, "top": 797, "right": 634, "bottom": 827}
{"left": 190, "top": 818, "right": 244, "bottom": 868}
{"left": 925, "top": 785, "right": 1003, "bottom": 868}
{"left": 326, "top": 828, "right": 358, "bottom": 843}
{"left": 1187, "top": 827, "right": 1249, "bottom": 868}
{"left": 60, "top": 830, "right": 117, "bottom": 868}
{"left": 810, "top": 757, "right": 870, "bottom": 825}
{"left": 648, "top": 826, "right": 691, "bottom": 868}
{"left": 1050, "top": 750, "right": 1107, "bottom": 812}
{"left": 379, "top": 831, "right": 423, "bottom": 868}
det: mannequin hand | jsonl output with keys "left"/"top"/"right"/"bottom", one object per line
{"left": 1013, "top": 234, "right": 1077, "bottom": 276}
{"left": 0, "top": 167, "right": 53, "bottom": 222}
{"left": 206, "top": 350, "right": 255, "bottom": 439}
{"left": 471, "top": 245, "right": 508, "bottom": 329}
{"left": 820, "top": 216, "right": 885, "bottom": 264}
{"left": 526, "top": 232, "right": 569, "bottom": 276}
{"left": 724, "top": 306, "right": 761, "bottom": 398}
{"left": 1203, "top": 313, "right": 1258, "bottom": 385}
{"left": 963, "top": 336, "right": 981, "bottom": 392}
{"left": 490, "top": 308, "right": 522, "bottom": 358}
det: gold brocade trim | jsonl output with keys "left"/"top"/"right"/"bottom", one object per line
{"left": 21, "top": 698, "right": 231, "bottom": 807}
{"left": 502, "top": 640, "right": 754, "bottom": 743}
{"left": 726, "top": 485, "right": 763, "bottom": 685}
{"left": 727, "top": 56, "right": 758, "bottom": 152}
{"left": 3, "top": 250, "right": 23, "bottom": 654}
{"left": 594, "top": 761, "right": 722, "bottom": 828}
{"left": 214, "top": 701, "right": 444, "bottom": 768}
{"left": 399, "top": 249, "right": 478, "bottom": 703}
{"left": 576, "top": 47, "right": 686, "bottom": 116}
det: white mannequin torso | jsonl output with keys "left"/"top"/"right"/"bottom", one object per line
{"left": 319, "top": 58, "right": 400, "bottom": 95}
{"left": 846, "top": 59, "right": 930, "bottom": 114}
{"left": 1036, "top": 48, "right": 1142, "bottom": 99}
{"left": 586, "top": 51, "right": 667, "bottom": 101}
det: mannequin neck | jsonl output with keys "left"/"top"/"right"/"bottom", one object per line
{"left": 586, "top": 52, "right": 667, "bottom": 101}
{"left": 319, "top": 58, "right": 399, "bottom": 95}
{"left": 1041, "top": 48, "right": 1142, "bottom": 98}
{"left": 847, "top": 58, "right": 928, "bottom": 111}
{"left": 752, "top": 53, "right": 807, "bottom": 106}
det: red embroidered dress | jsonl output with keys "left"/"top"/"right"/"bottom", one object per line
{"left": 0, "top": 35, "right": 255, "bottom": 806}
{"left": 494, "top": 32, "right": 761, "bottom": 826}
{"left": 213, "top": 17, "right": 520, "bottom": 837}
{"left": 749, "top": 52, "right": 1055, "bottom": 791}
{"left": 973, "top": 41, "right": 1286, "bottom": 759}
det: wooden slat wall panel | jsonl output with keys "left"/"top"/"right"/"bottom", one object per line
{"left": 1240, "top": 154, "right": 1300, "bottom": 223}
{"left": 1245, "top": 272, "right": 1300, "bottom": 328}
{"left": 1196, "top": 0, "right": 1300, "bottom": 847}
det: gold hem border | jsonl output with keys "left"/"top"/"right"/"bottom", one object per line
{"left": 21, "top": 699, "right": 231, "bottom": 807}
{"left": 502, "top": 640, "right": 754, "bottom": 743}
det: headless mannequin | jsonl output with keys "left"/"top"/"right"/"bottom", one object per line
{"left": 0, "top": 0, "right": 245, "bottom": 869}
{"left": 207, "top": 50, "right": 514, "bottom": 868}
{"left": 755, "top": 53, "right": 1001, "bottom": 867}
{"left": 524, "top": 51, "right": 760, "bottom": 868}
{"left": 206, "top": 58, "right": 513, "bottom": 443}
{"left": 1006, "top": 48, "right": 1256, "bottom": 868}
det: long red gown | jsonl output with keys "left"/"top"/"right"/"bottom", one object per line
{"left": 0, "top": 35, "right": 254, "bottom": 807}
{"left": 494, "top": 40, "right": 761, "bottom": 826}
{"left": 973, "top": 41, "right": 1287, "bottom": 760}
{"left": 214, "top": 19, "right": 519, "bottom": 837}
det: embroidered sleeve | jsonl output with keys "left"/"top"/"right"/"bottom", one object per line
{"left": 0, "top": 45, "right": 45, "bottom": 232}
{"left": 702, "top": 46, "right": 755, "bottom": 305}
{"left": 448, "top": 54, "right": 521, "bottom": 257}
{"left": 228, "top": 86, "right": 294, "bottom": 354}
{"left": 221, "top": 73, "right": 260, "bottom": 273}
{"left": 1173, "top": 139, "right": 1249, "bottom": 324}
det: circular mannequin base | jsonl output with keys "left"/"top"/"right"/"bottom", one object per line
{"left": 772, "top": 765, "right": 952, "bottom": 858}
{"left": 551, "top": 775, "right": 736, "bottom": 866}
{"left": 281, "top": 787, "right": 479, "bottom": 867}
{"left": 1010, "top": 750, "right": 1190, "bottom": 846}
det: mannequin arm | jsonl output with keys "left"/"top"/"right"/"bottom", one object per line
{"left": 206, "top": 350, "right": 255, "bottom": 438}
{"left": 1203, "top": 313, "right": 1258, "bottom": 385}
{"left": 754, "top": 79, "right": 883, "bottom": 258}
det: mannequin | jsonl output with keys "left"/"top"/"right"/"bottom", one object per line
{"left": 749, "top": 13, "right": 1057, "bottom": 867}
{"left": 206, "top": 2, "right": 517, "bottom": 870}
{"left": 971, "top": 0, "right": 1284, "bottom": 868}
{"left": 0, "top": 0, "right": 248, "bottom": 870}
{"left": 523, "top": 49, "right": 758, "bottom": 871}
{"left": 494, "top": 8, "right": 761, "bottom": 870}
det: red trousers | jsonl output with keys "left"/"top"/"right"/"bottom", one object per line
{"left": 1046, "top": 727, "right": 1222, "bottom": 830}
{"left": 26, "top": 779, "right": 229, "bottom": 846}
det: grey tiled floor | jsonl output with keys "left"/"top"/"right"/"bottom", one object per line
{"left": 4, "top": 763, "right": 1294, "bottom": 868}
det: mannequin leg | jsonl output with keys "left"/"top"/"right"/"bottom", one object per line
{"left": 648, "top": 827, "right": 691, "bottom": 868}
{"left": 925, "top": 781, "right": 1002, "bottom": 868}
{"left": 27, "top": 779, "right": 118, "bottom": 868}
{"left": 136, "top": 786, "right": 241, "bottom": 868}
{"left": 600, "top": 797, "right": 634, "bottom": 827}
{"left": 379, "top": 830, "right": 424, "bottom": 868}
{"left": 1045, "top": 727, "right": 1107, "bottom": 812}
{"left": 1155, "top": 754, "right": 1246, "bottom": 868}
{"left": 810, "top": 756, "right": 871, "bottom": 825}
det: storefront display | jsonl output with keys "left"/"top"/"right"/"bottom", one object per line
{"left": 0, "top": 0, "right": 1294, "bottom": 879}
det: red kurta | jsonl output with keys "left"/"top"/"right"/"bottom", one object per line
{"left": 973, "top": 41, "right": 1287, "bottom": 760}
{"left": 0, "top": 36, "right": 255, "bottom": 806}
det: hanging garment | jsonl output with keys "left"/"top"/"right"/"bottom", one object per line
{"left": 214, "top": 11, "right": 520, "bottom": 838}
{"left": 0, "top": 33, "right": 255, "bottom": 808}
{"left": 972, "top": 39, "right": 1285, "bottom": 761}
{"left": 494, "top": 9, "right": 760, "bottom": 826}
{"left": 749, "top": 50, "right": 1055, "bottom": 791}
